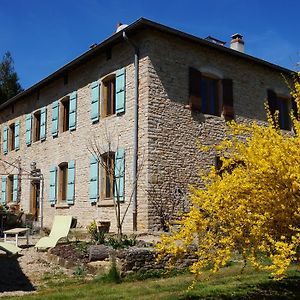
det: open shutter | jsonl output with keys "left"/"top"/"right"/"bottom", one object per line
{"left": 51, "top": 101, "right": 59, "bottom": 137}
{"left": 14, "top": 121, "right": 20, "bottom": 150}
{"left": 49, "top": 166, "right": 57, "bottom": 204}
{"left": 89, "top": 156, "right": 99, "bottom": 203}
{"left": 67, "top": 160, "right": 75, "bottom": 204}
{"left": 115, "top": 68, "right": 126, "bottom": 114}
{"left": 189, "top": 67, "right": 202, "bottom": 111}
{"left": 267, "top": 89, "right": 277, "bottom": 115}
{"left": 91, "top": 81, "right": 100, "bottom": 122}
{"left": 69, "top": 91, "right": 77, "bottom": 131}
{"left": 1, "top": 177, "right": 7, "bottom": 204}
{"left": 114, "top": 148, "right": 125, "bottom": 202}
{"left": 3, "top": 126, "right": 8, "bottom": 154}
{"left": 222, "top": 79, "right": 234, "bottom": 120}
{"left": 40, "top": 107, "right": 47, "bottom": 141}
{"left": 25, "top": 114, "right": 32, "bottom": 145}
{"left": 13, "top": 175, "right": 18, "bottom": 202}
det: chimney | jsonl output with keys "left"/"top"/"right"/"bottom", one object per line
{"left": 116, "top": 22, "right": 128, "bottom": 33}
{"left": 230, "top": 33, "right": 244, "bottom": 53}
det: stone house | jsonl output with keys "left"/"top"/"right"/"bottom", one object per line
{"left": 0, "top": 18, "right": 293, "bottom": 232}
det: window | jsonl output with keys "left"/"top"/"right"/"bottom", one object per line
{"left": 101, "top": 152, "right": 115, "bottom": 199}
{"left": 6, "top": 175, "right": 13, "bottom": 203}
{"left": 189, "top": 68, "right": 233, "bottom": 118}
{"left": 58, "top": 162, "right": 68, "bottom": 203}
{"left": 33, "top": 110, "right": 41, "bottom": 142}
{"left": 102, "top": 75, "right": 116, "bottom": 117}
{"left": 9, "top": 123, "right": 15, "bottom": 151}
{"left": 60, "top": 97, "right": 70, "bottom": 132}
{"left": 268, "top": 90, "right": 290, "bottom": 130}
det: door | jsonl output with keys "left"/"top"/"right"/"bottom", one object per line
{"left": 30, "top": 181, "right": 40, "bottom": 221}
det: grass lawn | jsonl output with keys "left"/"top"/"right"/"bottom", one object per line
{"left": 5, "top": 264, "right": 300, "bottom": 300}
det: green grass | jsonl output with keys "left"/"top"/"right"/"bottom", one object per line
{"left": 4, "top": 265, "right": 300, "bottom": 300}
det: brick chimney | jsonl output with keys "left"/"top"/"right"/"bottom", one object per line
{"left": 230, "top": 33, "right": 244, "bottom": 53}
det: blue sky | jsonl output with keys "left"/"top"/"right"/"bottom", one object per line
{"left": 1, "top": 0, "right": 299, "bottom": 89}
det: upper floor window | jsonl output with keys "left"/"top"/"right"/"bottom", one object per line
{"left": 102, "top": 75, "right": 116, "bottom": 117}
{"left": 9, "top": 123, "right": 15, "bottom": 151}
{"left": 268, "top": 90, "right": 290, "bottom": 130}
{"left": 189, "top": 68, "right": 234, "bottom": 119}
{"left": 33, "top": 110, "right": 41, "bottom": 142}
{"left": 60, "top": 96, "right": 70, "bottom": 132}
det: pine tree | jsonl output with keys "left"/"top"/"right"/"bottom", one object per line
{"left": 0, "top": 51, "right": 23, "bottom": 104}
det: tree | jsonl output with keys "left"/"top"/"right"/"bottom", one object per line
{"left": 156, "top": 72, "right": 300, "bottom": 280}
{"left": 0, "top": 51, "right": 23, "bottom": 104}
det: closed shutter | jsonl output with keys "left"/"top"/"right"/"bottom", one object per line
{"left": 3, "top": 125, "right": 8, "bottom": 154}
{"left": 91, "top": 81, "right": 100, "bottom": 122}
{"left": 51, "top": 101, "right": 59, "bottom": 137}
{"left": 49, "top": 166, "right": 57, "bottom": 204}
{"left": 115, "top": 68, "right": 126, "bottom": 114}
{"left": 69, "top": 91, "right": 77, "bottom": 131}
{"left": 89, "top": 156, "right": 99, "bottom": 203}
{"left": 25, "top": 114, "right": 32, "bottom": 145}
{"left": 1, "top": 177, "right": 7, "bottom": 204}
{"left": 40, "top": 107, "right": 47, "bottom": 141}
{"left": 67, "top": 160, "right": 75, "bottom": 204}
{"left": 114, "top": 148, "right": 125, "bottom": 202}
{"left": 14, "top": 121, "right": 20, "bottom": 150}
{"left": 13, "top": 175, "right": 18, "bottom": 202}
{"left": 222, "top": 79, "right": 234, "bottom": 120}
{"left": 189, "top": 67, "right": 202, "bottom": 111}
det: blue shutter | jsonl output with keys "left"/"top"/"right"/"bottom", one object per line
{"left": 114, "top": 148, "right": 125, "bottom": 202}
{"left": 115, "top": 68, "right": 126, "bottom": 114}
{"left": 40, "top": 107, "right": 47, "bottom": 141}
{"left": 25, "top": 114, "right": 32, "bottom": 145}
{"left": 91, "top": 81, "right": 100, "bottom": 122}
{"left": 3, "top": 126, "right": 8, "bottom": 154}
{"left": 67, "top": 160, "right": 75, "bottom": 204}
{"left": 1, "top": 177, "right": 7, "bottom": 205}
{"left": 89, "top": 156, "right": 99, "bottom": 203}
{"left": 15, "top": 121, "right": 20, "bottom": 150}
{"left": 49, "top": 166, "right": 57, "bottom": 204}
{"left": 13, "top": 175, "right": 18, "bottom": 202}
{"left": 51, "top": 101, "right": 59, "bottom": 137}
{"left": 69, "top": 91, "right": 77, "bottom": 131}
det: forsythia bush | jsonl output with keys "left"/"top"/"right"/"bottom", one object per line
{"left": 156, "top": 73, "right": 300, "bottom": 279}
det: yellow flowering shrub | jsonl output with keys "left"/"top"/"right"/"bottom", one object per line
{"left": 156, "top": 72, "right": 300, "bottom": 280}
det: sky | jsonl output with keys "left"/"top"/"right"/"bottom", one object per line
{"left": 0, "top": 0, "right": 299, "bottom": 90}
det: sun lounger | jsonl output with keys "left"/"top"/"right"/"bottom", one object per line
{"left": 0, "top": 242, "right": 22, "bottom": 255}
{"left": 35, "top": 215, "right": 72, "bottom": 250}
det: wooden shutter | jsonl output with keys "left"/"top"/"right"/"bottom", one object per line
{"left": 51, "top": 101, "right": 59, "bottom": 137}
{"left": 222, "top": 79, "right": 234, "bottom": 120}
{"left": 67, "top": 160, "right": 75, "bottom": 204}
{"left": 267, "top": 89, "right": 277, "bottom": 115}
{"left": 114, "top": 148, "right": 125, "bottom": 202}
{"left": 115, "top": 68, "right": 126, "bottom": 114}
{"left": 25, "top": 114, "right": 32, "bottom": 145}
{"left": 49, "top": 166, "right": 57, "bottom": 204}
{"left": 189, "top": 67, "right": 202, "bottom": 111}
{"left": 14, "top": 121, "right": 20, "bottom": 150}
{"left": 91, "top": 81, "right": 100, "bottom": 122}
{"left": 13, "top": 175, "right": 18, "bottom": 202}
{"left": 1, "top": 177, "right": 7, "bottom": 204}
{"left": 89, "top": 156, "right": 99, "bottom": 203}
{"left": 40, "top": 107, "right": 47, "bottom": 141}
{"left": 3, "top": 125, "right": 8, "bottom": 154}
{"left": 69, "top": 91, "right": 77, "bottom": 131}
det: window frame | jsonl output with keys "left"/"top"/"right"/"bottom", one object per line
{"left": 60, "top": 96, "right": 70, "bottom": 132}
{"left": 58, "top": 162, "right": 68, "bottom": 204}
{"left": 6, "top": 175, "right": 13, "bottom": 203}
{"left": 33, "top": 110, "right": 41, "bottom": 142}
{"left": 100, "top": 151, "right": 115, "bottom": 200}
{"left": 8, "top": 123, "right": 15, "bottom": 151}
{"left": 101, "top": 74, "right": 116, "bottom": 118}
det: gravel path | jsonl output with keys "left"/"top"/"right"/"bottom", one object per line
{"left": 0, "top": 236, "right": 73, "bottom": 298}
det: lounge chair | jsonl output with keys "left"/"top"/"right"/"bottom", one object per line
{"left": 35, "top": 215, "right": 72, "bottom": 250}
{"left": 0, "top": 242, "right": 21, "bottom": 255}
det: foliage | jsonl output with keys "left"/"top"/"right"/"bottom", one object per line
{"left": 156, "top": 72, "right": 300, "bottom": 280}
{"left": 87, "top": 220, "right": 106, "bottom": 244}
{"left": 95, "top": 257, "right": 122, "bottom": 284}
{"left": 106, "top": 234, "right": 137, "bottom": 249}
{"left": 0, "top": 51, "right": 23, "bottom": 104}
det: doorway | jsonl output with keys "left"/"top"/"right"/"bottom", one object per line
{"left": 30, "top": 180, "right": 40, "bottom": 221}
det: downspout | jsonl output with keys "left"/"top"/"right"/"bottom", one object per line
{"left": 122, "top": 31, "right": 139, "bottom": 231}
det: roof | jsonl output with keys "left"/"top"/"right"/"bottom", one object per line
{"left": 0, "top": 17, "right": 293, "bottom": 111}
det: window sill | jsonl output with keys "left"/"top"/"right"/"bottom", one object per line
{"left": 98, "top": 199, "right": 115, "bottom": 207}
{"left": 55, "top": 203, "right": 70, "bottom": 209}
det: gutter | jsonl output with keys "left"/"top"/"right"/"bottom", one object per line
{"left": 122, "top": 31, "right": 139, "bottom": 231}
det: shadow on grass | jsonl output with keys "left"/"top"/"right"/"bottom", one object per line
{"left": 0, "top": 255, "right": 35, "bottom": 293}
